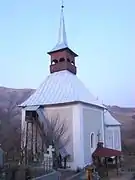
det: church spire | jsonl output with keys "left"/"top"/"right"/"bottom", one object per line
{"left": 48, "top": 1, "right": 78, "bottom": 75}
{"left": 49, "top": 0, "right": 68, "bottom": 52}
{"left": 57, "top": 0, "right": 68, "bottom": 47}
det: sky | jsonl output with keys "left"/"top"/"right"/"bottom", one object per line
{"left": 0, "top": 0, "right": 135, "bottom": 107}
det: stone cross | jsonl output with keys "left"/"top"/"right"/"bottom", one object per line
{"left": 97, "top": 130, "right": 101, "bottom": 142}
{"left": 47, "top": 145, "right": 55, "bottom": 158}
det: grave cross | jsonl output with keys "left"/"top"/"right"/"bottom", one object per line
{"left": 47, "top": 145, "right": 55, "bottom": 158}
{"left": 97, "top": 130, "right": 101, "bottom": 142}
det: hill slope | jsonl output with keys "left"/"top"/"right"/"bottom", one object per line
{"left": 0, "top": 87, "right": 34, "bottom": 155}
{"left": 106, "top": 105, "right": 135, "bottom": 151}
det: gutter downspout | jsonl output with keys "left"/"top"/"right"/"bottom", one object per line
{"left": 103, "top": 109, "right": 108, "bottom": 147}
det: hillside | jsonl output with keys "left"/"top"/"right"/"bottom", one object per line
{"left": 0, "top": 87, "right": 34, "bottom": 155}
{"left": 107, "top": 105, "right": 135, "bottom": 151}
{"left": 0, "top": 86, "right": 135, "bottom": 154}
{"left": 0, "top": 87, "right": 34, "bottom": 127}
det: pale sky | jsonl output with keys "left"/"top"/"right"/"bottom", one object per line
{"left": 0, "top": 0, "right": 135, "bottom": 107}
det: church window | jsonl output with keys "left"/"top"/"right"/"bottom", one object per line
{"left": 52, "top": 59, "right": 58, "bottom": 65}
{"left": 90, "top": 133, "right": 94, "bottom": 148}
{"left": 59, "top": 58, "right": 65, "bottom": 62}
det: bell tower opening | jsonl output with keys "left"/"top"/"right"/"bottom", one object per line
{"left": 59, "top": 58, "right": 65, "bottom": 62}
{"left": 47, "top": 1, "right": 78, "bottom": 75}
{"left": 52, "top": 59, "right": 58, "bottom": 65}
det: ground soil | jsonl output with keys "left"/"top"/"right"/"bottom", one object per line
{"left": 58, "top": 169, "right": 77, "bottom": 180}
{"left": 102, "top": 154, "right": 135, "bottom": 180}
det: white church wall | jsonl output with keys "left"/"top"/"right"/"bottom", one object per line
{"left": 71, "top": 104, "right": 85, "bottom": 169}
{"left": 45, "top": 103, "right": 85, "bottom": 170}
{"left": 44, "top": 105, "right": 74, "bottom": 161}
{"left": 114, "top": 126, "right": 121, "bottom": 151}
{"left": 104, "top": 126, "right": 113, "bottom": 149}
{"left": 21, "top": 104, "right": 84, "bottom": 170}
{"left": 105, "top": 125, "right": 121, "bottom": 151}
{"left": 81, "top": 104, "right": 104, "bottom": 166}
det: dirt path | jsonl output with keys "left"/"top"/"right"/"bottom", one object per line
{"left": 58, "top": 169, "right": 77, "bottom": 180}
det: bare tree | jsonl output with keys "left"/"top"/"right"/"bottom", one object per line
{"left": 43, "top": 114, "right": 70, "bottom": 154}
{"left": 0, "top": 88, "right": 34, "bottom": 163}
{"left": 3, "top": 90, "right": 33, "bottom": 121}
{"left": 3, "top": 92, "right": 18, "bottom": 119}
{"left": 0, "top": 104, "right": 21, "bottom": 159}
{"left": 41, "top": 115, "right": 70, "bottom": 168}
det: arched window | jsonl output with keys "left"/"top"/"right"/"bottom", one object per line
{"left": 90, "top": 133, "right": 94, "bottom": 148}
{"left": 52, "top": 59, "right": 58, "bottom": 65}
{"left": 59, "top": 58, "right": 65, "bottom": 62}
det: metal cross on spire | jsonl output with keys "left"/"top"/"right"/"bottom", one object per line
{"left": 61, "top": 0, "right": 64, "bottom": 9}
{"left": 57, "top": 0, "right": 68, "bottom": 46}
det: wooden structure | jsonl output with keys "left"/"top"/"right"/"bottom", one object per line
{"left": 85, "top": 165, "right": 94, "bottom": 180}
{"left": 92, "top": 142, "right": 122, "bottom": 177}
{"left": 47, "top": 4, "right": 78, "bottom": 75}
{"left": 24, "top": 110, "right": 45, "bottom": 165}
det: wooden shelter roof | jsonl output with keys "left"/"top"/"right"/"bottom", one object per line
{"left": 92, "top": 142, "right": 122, "bottom": 157}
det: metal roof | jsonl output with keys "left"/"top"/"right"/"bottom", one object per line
{"left": 20, "top": 70, "right": 104, "bottom": 108}
{"left": 24, "top": 105, "right": 39, "bottom": 111}
{"left": 104, "top": 111, "right": 121, "bottom": 126}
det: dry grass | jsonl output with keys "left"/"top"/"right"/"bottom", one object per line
{"left": 105, "top": 154, "right": 135, "bottom": 180}
{"left": 110, "top": 110, "right": 135, "bottom": 153}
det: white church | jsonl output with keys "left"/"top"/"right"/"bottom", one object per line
{"left": 20, "top": 4, "right": 121, "bottom": 170}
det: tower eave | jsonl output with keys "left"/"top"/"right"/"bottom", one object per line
{"left": 47, "top": 47, "right": 78, "bottom": 57}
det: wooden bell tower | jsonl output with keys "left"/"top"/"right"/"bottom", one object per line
{"left": 47, "top": 1, "right": 78, "bottom": 75}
